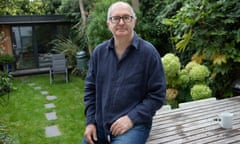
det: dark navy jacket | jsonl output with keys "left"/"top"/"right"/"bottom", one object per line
{"left": 84, "top": 33, "right": 166, "bottom": 129}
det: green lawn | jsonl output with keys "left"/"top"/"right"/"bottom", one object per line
{"left": 0, "top": 74, "right": 85, "bottom": 144}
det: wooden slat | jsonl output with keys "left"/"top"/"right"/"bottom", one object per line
{"left": 147, "top": 96, "right": 240, "bottom": 144}
{"left": 179, "top": 97, "right": 216, "bottom": 108}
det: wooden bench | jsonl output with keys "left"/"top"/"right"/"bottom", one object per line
{"left": 156, "top": 105, "right": 171, "bottom": 114}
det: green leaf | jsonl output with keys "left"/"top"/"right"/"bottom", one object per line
{"left": 162, "top": 18, "right": 175, "bottom": 25}
{"left": 176, "top": 29, "right": 192, "bottom": 52}
{"left": 236, "top": 29, "right": 240, "bottom": 43}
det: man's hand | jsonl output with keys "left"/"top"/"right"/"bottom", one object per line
{"left": 84, "top": 124, "right": 98, "bottom": 144}
{"left": 110, "top": 115, "right": 133, "bottom": 136}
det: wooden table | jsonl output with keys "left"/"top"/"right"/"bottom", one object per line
{"left": 147, "top": 96, "right": 240, "bottom": 144}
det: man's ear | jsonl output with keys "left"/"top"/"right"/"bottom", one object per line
{"left": 106, "top": 21, "right": 110, "bottom": 30}
{"left": 133, "top": 19, "right": 137, "bottom": 29}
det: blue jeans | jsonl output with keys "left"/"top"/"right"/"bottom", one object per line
{"left": 82, "top": 124, "right": 151, "bottom": 144}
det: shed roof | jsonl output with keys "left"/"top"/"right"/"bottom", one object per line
{"left": 0, "top": 15, "right": 70, "bottom": 24}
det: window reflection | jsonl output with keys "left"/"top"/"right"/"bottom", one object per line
{"left": 12, "top": 24, "right": 70, "bottom": 70}
{"left": 12, "top": 26, "right": 35, "bottom": 69}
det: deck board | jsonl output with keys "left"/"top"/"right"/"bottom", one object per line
{"left": 147, "top": 96, "right": 240, "bottom": 144}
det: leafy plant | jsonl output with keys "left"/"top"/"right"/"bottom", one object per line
{"left": 161, "top": 0, "right": 240, "bottom": 98}
{"left": 0, "top": 71, "right": 13, "bottom": 96}
{"left": 0, "top": 54, "right": 15, "bottom": 65}
{"left": 138, "top": 0, "right": 181, "bottom": 54}
{"left": 162, "top": 53, "right": 212, "bottom": 107}
{"left": 0, "top": 0, "right": 61, "bottom": 15}
{"left": 50, "top": 36, "right": 83, "bottom": 74}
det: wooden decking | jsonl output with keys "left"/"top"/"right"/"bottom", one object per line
{"left": 147, "top": 96, "right": 240, "bottom": 144}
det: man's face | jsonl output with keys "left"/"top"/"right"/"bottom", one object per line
{"left": 107, "top": 4, "right": 136, "bottom": 38}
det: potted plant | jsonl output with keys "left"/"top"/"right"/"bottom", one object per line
{"left": 0, "top": 54, "right": 15, "bottom": 72}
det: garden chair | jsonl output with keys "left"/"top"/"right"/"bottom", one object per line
{"left": 49, "top": 54, "right": 69, "bottom": 84}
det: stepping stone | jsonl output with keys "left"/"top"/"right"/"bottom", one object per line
{"left": 34, "top": 86, "right": 42, "bottom": 90}
{"left": 45, "top": 125, "right": 61, "bottom": 137}
{"left": 41, "top": 91, "right": 48, "bottom": 95}
{"left": 45, "top": 112, "right": 57, "bottom": 120}
{"left": 46, "top": 96, "right": 57, "bottom": 101}
{"left": 28, "top": 83, "right": 35, "bottom": 86}
{"left": 22, "top": 80, "right": 29, "bottom": 83}
{"left": 44, "top": 103, "right": 56, "bottom": 109}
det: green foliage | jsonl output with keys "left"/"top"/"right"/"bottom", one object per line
{"left": 162, "top": 53, "right": 212, "bottom": 107}
{"left": 0, "top": 54, "right": 15, "bottom": 65}
{"left": 56, "top": 0, "right": 81, "bottom": 22}
{"left": 161, "top": 0, "right": 240, "bottom": 98}
{"left": 86, "top": 0, "right": 128, "bottom": 49}
{"left": 50, "top": 35, "right": 83, "bottom": 74}
{"left": 0, "top": 71, "right": 13, "bottom": 96}
{"left": 191, "top": 84, "right": 212, "bottom": 100}
{"left": 185, "top": 61, "right": 199, "bottom": 72}
{"left": 137, "top": 0, "right": 180, "bottom": 54}
{"left": 189, "top": 64, "right": 210, "bottom": 82}
{"left": 176, "top": 69, "right": 189, "bottom": 86}
{"left": 161, "top": 53, "right": 181, "bottom": 86}
{"left": 0, "top": 0, "right": 61, "bottom": 15}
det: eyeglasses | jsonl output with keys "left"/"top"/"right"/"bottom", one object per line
{"left": 109, "top": 15, "right": 134, "bottom": 24}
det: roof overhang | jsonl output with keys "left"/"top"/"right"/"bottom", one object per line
{"left": 0, "top": 15, "right": 70, "bottom": 24}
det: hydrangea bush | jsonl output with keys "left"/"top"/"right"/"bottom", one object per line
{"left": 189, "top": 65, "right": 210, "bottom": 82}
{"left": 162, "top": 53, "right": 212, "bottom": 108}
{"left": 191, "top": 84, "right": 212, "bottom": 100}
{"left": 162, "top": 53, "right": 181, "bottom": 79}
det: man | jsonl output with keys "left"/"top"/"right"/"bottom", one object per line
{"left": 83, "top": 1, "right": 166, "bottom": 144}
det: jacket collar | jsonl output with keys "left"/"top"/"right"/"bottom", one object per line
{"left": 107, "top": 32, "right": 139, "bottom": 50}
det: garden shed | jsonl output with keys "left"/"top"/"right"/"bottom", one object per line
{"left": 0, "top": 15, "right": 71, "bottom": 75}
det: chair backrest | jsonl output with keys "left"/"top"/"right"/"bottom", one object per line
{"left": 51, "top": 54, "right": 67, "bottom": 73}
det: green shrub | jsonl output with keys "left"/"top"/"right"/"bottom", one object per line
{"left": 176, "top": 69, "right": 190, "bottom": 85}
{"left": 162, "top": 53, "right": 181, "bottom": 79}
{"left": 0, "top": 54, "right": 15, "bottom": 65}
{"left": 189, "top": 65, "right": 210, "bottom": 82}
{"left": 162, "top": 53, "right": 212, "bottom": 107}
{"left": 0, "top": 71, "right": 13, "bottom": 96}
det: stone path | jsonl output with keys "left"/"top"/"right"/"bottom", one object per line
{"left": 28, "top": 82, "right": 62, "bottom": 138}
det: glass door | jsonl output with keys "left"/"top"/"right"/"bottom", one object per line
{"left": 12, "top": 26, "right": 37, "bottom": 69}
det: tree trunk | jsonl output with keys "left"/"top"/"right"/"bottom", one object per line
{"left": 131, "top": 0, "right": 139, "bottom": 13}
{"left": 78, "top": 0, "right": 92, "bottom": 55}
{"left": 79, "top": 0, "right": 86, "bottom": 25}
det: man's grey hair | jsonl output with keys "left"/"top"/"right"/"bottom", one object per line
{"left": 107, "top": 1, "right": 137, "bottom": 20}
